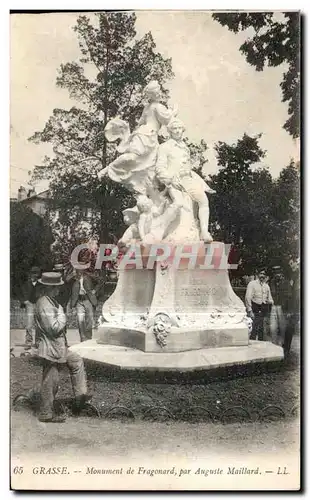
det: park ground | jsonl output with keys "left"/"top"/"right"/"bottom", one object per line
{"left": 11, "top": 329, "right": 300, "bottom": 462}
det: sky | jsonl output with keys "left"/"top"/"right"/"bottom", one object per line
{"left": 10, "top": 11, "right": 299, "bottom": 197}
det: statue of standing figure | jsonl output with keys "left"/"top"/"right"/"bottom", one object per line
{"left": 98, "top": 80, "right": 215, "bottom": 244}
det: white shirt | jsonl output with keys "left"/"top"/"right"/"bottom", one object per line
{"left": 245, "top": 279, "right": 274, "bottom": 312}
{"left": 79, "top": 276, "right": 86, "bottom": 295}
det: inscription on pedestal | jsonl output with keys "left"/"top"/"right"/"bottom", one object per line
{"left": 177, "top": 284, "right": 228, "bottom": 309}
{"left": 174, "top": 268, "right": 240, "bottom": 312}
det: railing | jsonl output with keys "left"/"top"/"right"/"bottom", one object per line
{"left": 9, "top": 284, "right": 297, "bottom": 329}
{"left": 10, "top": 284, "right": 118, "bottom": 329}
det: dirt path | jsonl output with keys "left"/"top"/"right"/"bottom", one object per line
{"left": 10, "top": 329, "right": 300, "bottom": 490}
{"left": 12, "top": 411, "right": 299, "bottom": 460}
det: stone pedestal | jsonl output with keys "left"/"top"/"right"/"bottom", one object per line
{"left": 70, "top": 340, "right": 284, "bottom": 371}
{"left": 96, "top": 242, "right": 250, "bottom": 353}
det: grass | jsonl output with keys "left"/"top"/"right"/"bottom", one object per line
{"left": 11, "top": 348, "right": 299, "bottom": 423}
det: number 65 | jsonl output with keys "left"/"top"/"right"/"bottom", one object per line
{"left": 13, "top": 466, "right": 23, "bottom": 474}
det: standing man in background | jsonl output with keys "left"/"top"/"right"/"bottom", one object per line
{"left": 53, "top": 263, "right": 74, "bottom": 313}
{"left": 283, "top": 259, "right": 300, "bottom": 357}
{"left": 19, "top": 266, "right": 42, "bottom": 349}
{"left": 245, "top": 269, "right": 274, "bottom": 341}
{"left": 70, "top": 269, "right": 98, "bottom": 342}
{"left": 53, "top": 263, "right": 75, "bottom": 345}
{"left": 269, "top": 266, "right": 289, "bottom": 347}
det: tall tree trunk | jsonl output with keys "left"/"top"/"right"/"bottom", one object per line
{"left": 99, "top": 15, "right": 110, "bottom": 242}
{"left": 100, "top": 208, "right": 107, "bottom": 243}
{"left": 101, "top": 14, "right": 110, "bottom": 170}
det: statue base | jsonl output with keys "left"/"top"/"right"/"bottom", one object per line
{"left": 97, "top": 242, "right": 249, "bottom": 353}
{"left": 69, "top": 340, "right": 284, "bottom": 372}
{"left": 69, "top": 242, "right": 284, "bottom": 372}
{"left": 96, "top": 322, "right": 248, "bottom": 353}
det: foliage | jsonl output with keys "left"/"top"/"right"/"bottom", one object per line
{"left": 27, "top": 12, "right": 299, "bottom": 281}
{"left": 212, "top": 12, "right": 300, "bottom": 137}
{"left": 29, "top": 12, "right": 174, "bottom": 253}
{"left": 186, "top": 138, "right": 208, "bottom": 177}
{"left": 10, "top": 202, "right": 54, "bottom": 296}
{"left": 47, "top": 171, "right": 134, "bottom": 262}
{"left": 268, "top": 162, "right": 300, "bottom": 275}
{"left": 209, "top": 134, "right": 299, "bottom": 277}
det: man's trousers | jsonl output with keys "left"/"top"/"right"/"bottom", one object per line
{"left": 269, "top": 305, "right": 286, "bottom": 346}
{"left": 25, "top": 302, "right": 35, "bottom": 346}
{"left": 39, "top": 352, "right": 87, "bottom": 420}
{"left": 250, "top": 302, "right": 269, "bottom": 341}
{"left": 76, "top": 298, "right": 94, "bottom": 342}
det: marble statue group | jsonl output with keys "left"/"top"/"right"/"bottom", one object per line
{"left": 69, "top": 77, "right": 283, "bottom": 363}
{"left": 98, "top": 80, "right": 215, "bottom": 246}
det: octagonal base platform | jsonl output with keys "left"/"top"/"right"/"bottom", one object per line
{"left": 69, "top": 340, "right": 283, "bottom": 372}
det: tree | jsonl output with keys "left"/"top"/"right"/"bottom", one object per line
{"left": 10, "top": 202, "right": 54, "bottom": 297}
{"left": 212, "top": 12, "right": 300, "bottom": 138}
{"left": 210, "top": 133, "right": 266, "bottom": 241}
{"left": 186, "top": 138, "right": 208, "bottom": 177}
{"left": 47, "top": 170, "right": 134, "bottom": 262}
{"left": 209, "top": 133, "right": 275, "bottom": 275}
{"left": 29, "top": 12, "right": 175, "bottom": 251}
{"left": 268, "top": 162, "right": 300, "bottom": 275}
{"left": 209, "top": 134, "right": 300, "bottom": 277}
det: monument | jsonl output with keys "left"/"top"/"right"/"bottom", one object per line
{"left": 70, "top": 80, "right": 283, "bottom": 371}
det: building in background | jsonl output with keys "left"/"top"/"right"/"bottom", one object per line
{"left": 18, "top": 186, "right": 50, "bottom": 217}
{"left": 16, "top": 185, "right": 97, "bottom": 221}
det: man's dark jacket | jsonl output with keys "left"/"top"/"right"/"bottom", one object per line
{"left": 70, "top": 274, "right": 98, "bottom": 308}
{"left": 19, "top": 279, "right": 42, "bottom": 306}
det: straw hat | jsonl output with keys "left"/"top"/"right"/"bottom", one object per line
{"left": 38, "top": 272, "right": 64, "bottom": 286}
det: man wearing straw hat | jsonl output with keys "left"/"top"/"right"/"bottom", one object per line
{"left": 35, "top": 271, "right": 90, "bottom": 423}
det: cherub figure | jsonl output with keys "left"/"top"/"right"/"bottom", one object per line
{"left": 118, "top": 196, "right": 156, "bottom": 247}
{"left": 136, "top": 196, "right": 155, "bottom": 242}
{"left": 118, "top": 206, "right": 140, "bottom": 249}
{"left": 119, "top": 192, "right": 177, "bottom": 247}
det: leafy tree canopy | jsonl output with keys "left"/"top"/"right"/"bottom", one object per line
{"left": 212, "top": 12, "right": 300, "bottom": 138}
{"left": 29, "top": 12, "right": 175, "bottom": 252}
{"left": 10, "top": 202, "right": 54, "bottom": 296}
{"left": 209, "top": 134, "right": 299, "bottom": 277}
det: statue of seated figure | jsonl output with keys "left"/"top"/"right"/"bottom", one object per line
{"left": 155, "top": 118, "right": 215, "bottom": 243}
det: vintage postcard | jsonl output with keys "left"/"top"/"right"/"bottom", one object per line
{"left": 10, "top": 10, "right": 300, "bottom": 491}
